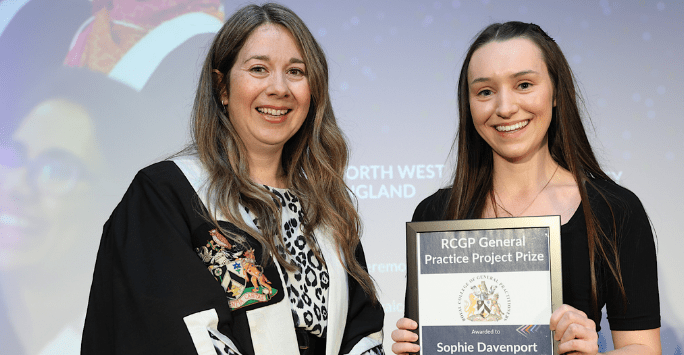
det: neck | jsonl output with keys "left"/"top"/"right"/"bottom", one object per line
{"left": 246, "top": 147, "right": 286, "bottom": 188}
{"left": 492, "top": 147, "right": 557, "bottom": 196}
{"left": 487, "top": 145, "right": 581, "bottom": 221}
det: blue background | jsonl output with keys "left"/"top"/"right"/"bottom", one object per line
{"left": 1, "top": 0, "right": 682, "bottom": 353}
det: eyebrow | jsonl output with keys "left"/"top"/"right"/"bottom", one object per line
{"left": 244, "top": 55, "right": 305, "bottom": 65}
{"left": 469, "top": 70, "right": 539, "bottom": 85}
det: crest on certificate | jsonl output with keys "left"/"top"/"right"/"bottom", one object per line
{"left": 458, "top": 275, "right": 510, "bottom": 322}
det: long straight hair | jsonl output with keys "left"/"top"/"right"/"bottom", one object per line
{"left": 190, "top": 3, "right": 377, "bottom": 302}
{"left": 447, "top": 21, "right": 625, "bottom": 320}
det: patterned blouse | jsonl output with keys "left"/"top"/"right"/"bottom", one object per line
{"left": 201, "top": 186, "right": 384, "bottom": 355}
{"left": 259, "top": 186, "right": 330, "bottom": 337}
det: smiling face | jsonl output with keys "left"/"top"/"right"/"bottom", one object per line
{"left": 468, "top": 38, "right": 555, "bottom": 163}
{"left": 222, "top": 24, "right": 311, "bottom": 158}
{"left": 0, "top": 99, "right": 104, "bottom": 269}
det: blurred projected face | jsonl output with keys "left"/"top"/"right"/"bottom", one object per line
{"left": 223, "top": 24, "right": 311, "bottom": 155}
{"left": 0, "top": 99, "right": 104, "bottom": 269}
{"left": 468, "top": 38, "right": 555, "bottom": 163}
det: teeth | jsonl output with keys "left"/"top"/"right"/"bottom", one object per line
{"left": 257, "top": 107, "right": 289, "bottom": 116}
{"left": 496, "top": 120, "right": 529, "bottom": 132}
{"left": 0, "top": 213, "right": 26, "bottom": 227}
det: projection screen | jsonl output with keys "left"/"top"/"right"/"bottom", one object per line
{"left": 1, "top": 0, "right": 682, "bottom": 354}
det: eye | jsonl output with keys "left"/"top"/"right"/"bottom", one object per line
{"left": 518, "top": 82, "right": 532, "bottom": 90}
{"left": 287, "top": 67, "right": 306, "bottom": 77}
{"left": 28, "top": 149, "right": 89, "bottom": 195}
{"left": 249, "top": 65, "right": 267, "bottom": 74}
{"left": 477, "top": 89, "right": 493, "bottom": 97}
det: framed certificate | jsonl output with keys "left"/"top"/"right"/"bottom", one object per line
{"left": 406, "top": 216, "right": 562, "bottom": 355}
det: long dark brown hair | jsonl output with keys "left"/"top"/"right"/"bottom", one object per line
{"left": 447, "top": 21, "right": 624, "bottom": 319}
{"left": 189, "top": 3, "right": 377, "bottom": 302}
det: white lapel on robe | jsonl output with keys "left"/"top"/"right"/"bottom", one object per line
{"left": 172, "top": 156, "right": 350, "bottom": 355}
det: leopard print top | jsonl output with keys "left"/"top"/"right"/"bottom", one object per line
{"left": 257, "top": 186, "right": 330, "bottom": 338}
{"left": 203, "top": 186, "right": 383, "bottom": 354}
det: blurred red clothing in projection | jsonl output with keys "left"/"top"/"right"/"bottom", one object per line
{"left": 64, "top": 0, "right": 223, "bottom": 74}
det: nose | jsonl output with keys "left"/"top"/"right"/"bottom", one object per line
{"left": 266, "top": 72, "right": 290, "bottom": 97}
{"left": 495, "top": 89, "right": 519, "bottom": 119}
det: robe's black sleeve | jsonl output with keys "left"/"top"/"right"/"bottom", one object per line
{"left": 340, "top": 243, "right": 386, "bottom": 354}
{"left": 81, "top": 162, "right": 235, "bottom": 354}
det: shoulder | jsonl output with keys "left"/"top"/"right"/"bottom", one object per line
{"left": 585, "top": 178, "right": 652, "bottom": 241}
{"left": 587, "top": 178, "right": 639, "bottom": 202}
{"left": 117, "top": 160, "right": 201, "bottom": 215}
{"left": 412, "top": 188, "right": 452, "bottom": 222}
{"left": 105, "top": 159, "right": 208, "bottom": 245}
{"left": 586, "top": 178, "right": 646, "bottom": 216}
{"left": 132, "top": 160, "right": 195, "bottom": 195}
{"left": 138, "top": 160, "right": 185, "bottom": 181}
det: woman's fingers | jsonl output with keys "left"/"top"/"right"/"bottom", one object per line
{"left": 550, "top": 305, "right": 593, "bottom": 337}
{"left": 391, "top": 338, "right": 421, "bottom": 355}
{"left": 391, "top": 318, "right": 420, "bottom": 354}
{"left": 550, "top": 304, "right": 598, "bottom": 355}
{"left": 558, "top": 337, "right": 599, "bottom": 355}
{"left": 550, "top": 304, "right": 581, "bottom": 330}
{"left": 395, "top": 317, "right": 418, "bottom": 331}
{"left": 391, "top": 328, "right": 418, "bottom": 343}
{"left": 555, "top": 312, "right": 595, "bottom": 341}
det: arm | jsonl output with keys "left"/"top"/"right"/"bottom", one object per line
{"left": 341, "top": 243, "right": 386, "bottom": 355}
{"left": 549, "top": 305, "right": 661, "bottom": 355}
{"left": 602, "top": 184, "right": 661, "bottom": 354}
{"left": 608, "top": 329, "right": 661, "bottom": 355}
{"left": 551, "top": 183, "right": 661, "bottom": 354}
{"left": 549, "top": 182, "right": 661, "bottom": 355}
{"left": 81, "top": 163, "right": 239, "bottom": 354}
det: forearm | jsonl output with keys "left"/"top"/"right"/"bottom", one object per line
{"left": 602, "top": 344, "right": 660, "bottom": 355}
{"left": 604, "top": 329, "right": 661, "bottom": 355}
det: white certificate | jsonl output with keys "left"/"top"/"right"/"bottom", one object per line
{"left": 406, "top": 216, "right": 562, "bottom": 355}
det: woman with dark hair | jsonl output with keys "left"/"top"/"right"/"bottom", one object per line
{"left": 0, "top": 68, "right": 145, "bottom": 355}
{"left": 391, "top": 22, "right": 660, "bottom": 355}
{"left": 82, "top": 3, "right": 384, "bottom": 355}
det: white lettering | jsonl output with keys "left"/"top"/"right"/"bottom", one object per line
{"left": 416, "top": 164, "right": 426, "bottom": 178}
{"left": 381, "top": 300, "right": 405, "bottom": 313}
{"left": 381, "top": 165, "right": 393, "bottom": 179}
{"left": 347, "top": 164, "right": 443, "bottom": 181}
{"left": 376, "top": 184, "right": 389, "bottom": 199}
{"left": 360, "top": 165, "right": 370, "bottom": 179}
{"left": 436, "top": 342, "right": 474, "bottom": 353}
{"left": 390, "top": 184, "right": 402, "bottom": 198}
{"left": 478, "top": 236, "right": 526, "bottom": 248}
{"left": 476, "top": 342, "right": 539, "bottom": 353}
{"left": 346, "top": 166, "right": 359, "bottom": 180}
{"left": 441, "top": 237, "right": 476, "bottom": 249}
{"left": 367, "top": 263, "right": 406, "bottom": 273}
{"left": 515, "top": 251, "right": 545, "bottom": 262}
{"left": 397, "top": 165, "right": 415, "bottom": 179}
{"left": 608, "top": 170, "right": 623, "bottom": 183}
{"left": 404, "top": 184, "right": 416, "bottom": 198}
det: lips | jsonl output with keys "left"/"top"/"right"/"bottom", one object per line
{"left": 256, "top": 107, "right": 290, "bottom": 117}
{"left": 495, "top": 119, "right": 529, "bottom": 133}
{"left": 0, "top": 212, "right": 28, "bottom": 248}
{"left": 0, "top": 201, "right": 46, "bottom": 249}
{"left": 0, "top": 213, "right": 26, "bottom": 228}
